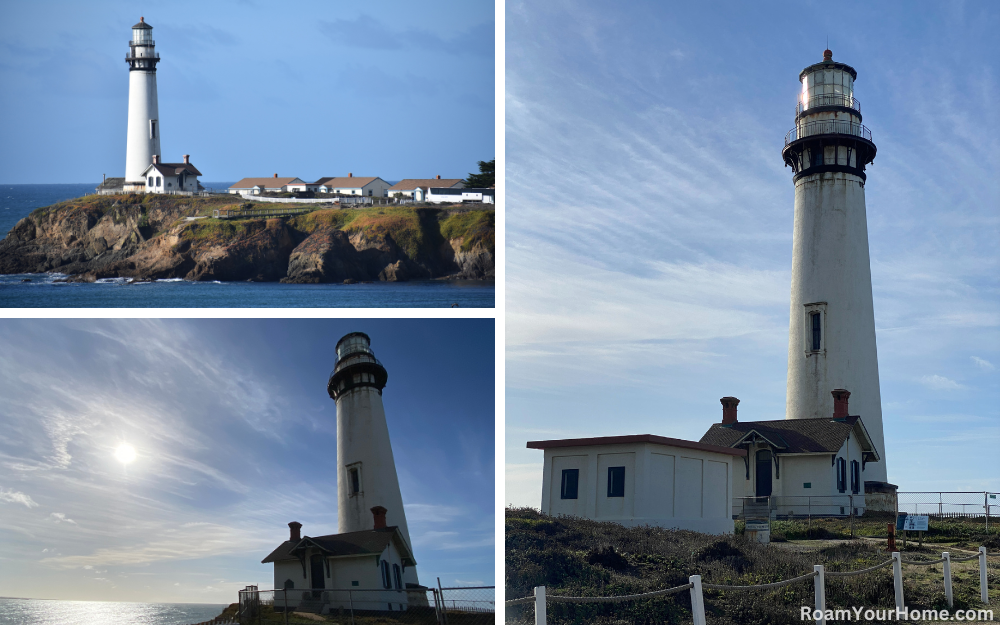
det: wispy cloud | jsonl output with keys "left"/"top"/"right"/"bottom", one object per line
{"left": 0, "top": 487, "right": 38, "bottom": 508}
{"left": 319, "top": 15, "right": 493, "bottom": 58}
{"left": 972, "top": 356, "right": 995, "bottom": 371}
{"left": 919, "top": 374, "right": 966, "bottom": 391}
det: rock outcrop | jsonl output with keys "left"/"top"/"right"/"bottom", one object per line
{"left": 0, "top": 195, "right": 495, "bottom": 283}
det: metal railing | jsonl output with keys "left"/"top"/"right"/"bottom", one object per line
{"left": 129, "top": 39, "right": 155, "bottom": 46}
{"left": 797, "top": 93, "right": 861, "bottom": 115}
{"left": 785, "top": 119, "right": 872, "bottom": 145}
{"left": 238, "top": 585, "right": 492, "bottom": 625}
{"left": 212, "top": 206, "right": 315, "bottom": 220}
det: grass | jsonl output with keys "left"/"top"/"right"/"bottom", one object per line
{"left": 440, "top": 210, "right": 495, "bottom": 251}
{"left": 505, "top": 507, "right": 998, "bottom": 625}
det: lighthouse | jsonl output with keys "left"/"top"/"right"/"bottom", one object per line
{"left": 781, "top": 50, "right": 889, "bottom": 486}
{"left": 327, "top": 332, "right": 420, "bottom": 587}
{"left": 124, "top": 17, "right": 161, "bottom": 191}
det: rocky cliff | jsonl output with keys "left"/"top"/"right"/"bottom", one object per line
{"left": 0, "top": 195, "right": 495, "bottom": 283}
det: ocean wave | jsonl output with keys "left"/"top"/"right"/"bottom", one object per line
{"left": 155, "top": 278, "right": 185, "bottom": 282}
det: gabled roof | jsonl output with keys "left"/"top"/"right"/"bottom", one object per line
{"left": 389, "top": 179, "right": 464, "bottom": 191}
{"left": 142, "top": 162, "right": 203, "bottom": 177}
{"left": 314, "top": 177, "right": 381, "bottom": 188}
{"left": 699, "top": 416, "right": 879, "bottom": 461}
{"left": 261, "top": 527, "right": 415, "bottom": 567}
{"left": 230, "top": 177, "right": 302, "bottom": 189}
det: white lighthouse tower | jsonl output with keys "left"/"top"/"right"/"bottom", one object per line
{"left": 124, "top": 17, "right": 161, "bottom": 191}
{"left": 781, "top": 50, "right": 890, "bottom": 487}
{"left": 327, "top": 332, "right": 420, "bottom": 587}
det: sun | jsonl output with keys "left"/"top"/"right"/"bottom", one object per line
{"left": 114, "top": 443, "right": 137, "bottom": 465}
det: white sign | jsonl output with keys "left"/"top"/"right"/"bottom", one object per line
{"left": 745, "top": 520, "right": 770, "bottom": 532}
{"left": 901, "top": 515, "right": 928, "bottom": 531}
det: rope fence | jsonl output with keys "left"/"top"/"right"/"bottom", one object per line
{"left": 510, "top": 546, "right": 990, "bottom": 625}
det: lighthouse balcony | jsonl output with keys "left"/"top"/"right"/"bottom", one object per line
{"left": 784, "top": 120, "right": 871, "bottom": 146}
{"left": 129, "top": 39, "right": 155, "bottom": 47}
{"left": 126, "top": 52, "right": 160, "bottom": 61}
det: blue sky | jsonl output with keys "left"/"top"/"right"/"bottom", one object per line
{"left": 505, "top": 1, "right": 999, "bottom": 506}
{"left": 0, "top": 319, "right": 494, "bottom": 603}
{"left": 0, "top": 0, "right": 494, "bottom": 184}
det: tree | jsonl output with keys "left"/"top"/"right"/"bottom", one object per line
{"left": 463, "top": 159, "right": 494, "bottom": 188}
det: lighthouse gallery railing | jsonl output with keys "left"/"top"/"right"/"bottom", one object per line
{"left": 785, "top": 120, "right": 872, "bottom": 146}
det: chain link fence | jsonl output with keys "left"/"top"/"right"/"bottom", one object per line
{"left": 237, "top": 585, "right": 493, "bottom": 625}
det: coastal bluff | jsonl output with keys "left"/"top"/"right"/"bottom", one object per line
{"left": 0, "top": 195, "right": 494, "bottom": 283}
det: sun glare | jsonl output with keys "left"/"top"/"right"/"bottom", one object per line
{"left": 115, "top": 443, "right": 137, "bottom": 465}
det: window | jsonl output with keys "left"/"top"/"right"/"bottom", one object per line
{"left": 351, "top": 581, "right": 359, "bottom": 587}
{"left": 156, "top": 177, "right": 161, "bottom": 186}
{"left": 560, "top": 469, "right": 579, "bottom": 500}
{"left": 812, "top": 147, "right": 823, "bottom": 168}
{"left": 607, "top": 466, "right": 625, "bottom": 498}
{"left": 283, "top": 579, "right": 294, "bottom": 589}
{"left": 850, "top": 460, "right": 860, "bottom": 494}
{"left": 349, "top": 466, "right": 361, "bottom": 495}
{"left": 150, "top": 119, "right": 157, "bottom": 139}
{"left": 803, "top": 482, "right": 811, "bottom": 489}
{"left": 393, "top": 563, "right": 402, "bottom": 590}
{"left": 167, "top": 182, "right": 172, "bottom": 188}
{"left": 836, "top": 457, "right": 846, "bottom": 493}
{"left": 811, "top": 312, "right": 821, "bottom": 350}
{"left": 380, "top": 560, "right": 391, "bottom": 589}
{"left": 147, "top": 177, "right": 153, "bottom": 186}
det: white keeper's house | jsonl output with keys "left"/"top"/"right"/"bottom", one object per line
{"left": 140, "top": 154, "right": 202, "bottom": 194}
{"left": 528, "top": 434, "right": 745, "bottom": 534}
{"left": 699, "top": 391, "right": 880, "bottom": 517}
{"left": 414, "top": 187, "right": 494, "bottom": 204}
{"left": 229, "top": 175, "right": 305, "bottom": 194}
{"left": 262, "top": 509, "right": 416, "bottom": 613}
{"left": 388, "top": 177, "right": 463, "bottom": 199}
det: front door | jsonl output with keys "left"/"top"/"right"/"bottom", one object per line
{"left": 310, "top": 555, "right": 325, "bottom": 598}
{"left": 755, "top": 450, "right": 772, "bottom": 498}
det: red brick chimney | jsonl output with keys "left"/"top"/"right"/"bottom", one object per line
{"left": 288, "top": 521, "right": 302, "bottom": 541}
{"left": 721, "top": 397, "right": 740, "bottom": 425}
{"left": 436, "top": 175, "right": 441, "bottom": 179}
{"left": 348, "top": 172, "right": 353, "bottom": 177}
{"left": 371, "top": 506, "right": 387, "bottom": 529}
{"left": 832, "top": 389, "right": 851, "bottom": 419}
{"left": 182, "top": 154, "right": 190, "bottom": 164}
{"left": 152, "top": 155, "right": 158, "bottom": 164}
{"left": 274, "top": 173, "right": 278, "bottom": 178}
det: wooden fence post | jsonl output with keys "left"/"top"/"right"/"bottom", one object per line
{"left": 980, "top": 547, "right": 989, "bottom": 604}
{"left": 892, "top": 551, "right": 904, "bottom": 611}
{"left": 813, "top": 565, "right": 826, "bottom": 625}
{"left": 689, "top": 575, "right": 706, "bottom": 625}
{"left": 942, "top": 552, "right": 953, "bottom": 608}
{"left": 534, "top": 586, "right": 546, "bottom": 625}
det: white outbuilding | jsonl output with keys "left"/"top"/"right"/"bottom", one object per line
{"left": 229, "top": 175, "right": 304, "bottom": 194}
{"left": 388, "top": 177, "right": 464, "bottom": 199}
{"left": 528, "top": 434, "right": 745, "bottom": 534}
{"left": 313, "top": 175, "right": 391, "bottom": 197}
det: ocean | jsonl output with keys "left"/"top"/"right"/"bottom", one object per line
{"left": 0, "top": 597, "right": 227, "bottom": 625}
{"left": 0, "top": 184, "right": 495, "bottom": 308}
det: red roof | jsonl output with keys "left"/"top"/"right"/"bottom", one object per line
{"left": 527, "top": 434, "right": 747, "bottom": 456}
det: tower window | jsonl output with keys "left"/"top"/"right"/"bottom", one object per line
{"left": 811, "top": 312, "right": 821, "bottom": 350}
{"left": 560, "top": 469, "right": 579, "bottom": 500}
{"left": 607, "top": 466, "right": 625, "bottom": 498}
{"left": 150, "top": 119, "right": 157, "bottom": 139}
{"left": 348, "top": 464, "right": 362, "bottom": 495}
